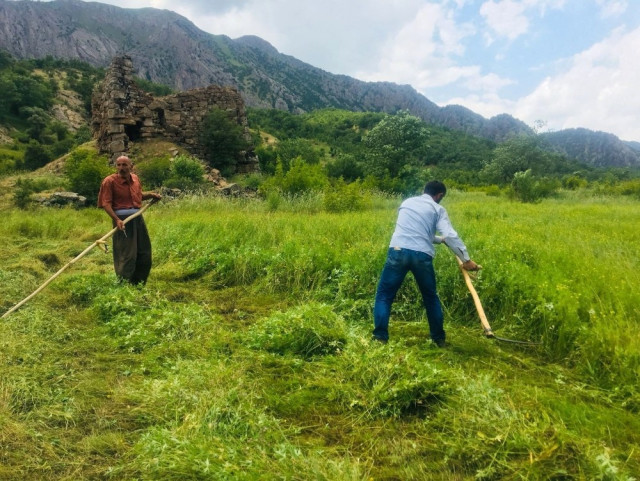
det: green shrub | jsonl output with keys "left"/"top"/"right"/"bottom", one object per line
{"left": 562, "top": 174, "right": 587, "bottom": 190}
{"left": 483, "top": 184, "right": 502, "bottom": 197}
{"left": 323, "top": 178, "right": 371, "bottom": 212}
{"left": 266, "top": 190, "right": 282, "bottom": 211}
{"left": 326, "top": 153, "right": 364, "bottom": 181}
{"left": 64, "top": 147, "right": 111, "bottom": 203}
{"left": 73, "top": 125, "right": 92, "bottom": 145}
{"left": 281, "top": 158, "right": 328, "bottom": 194}
{"left": 164, "top": 154, "right": 205, "bottom": 191}
{"left": 23, "top": 140, "right": 52, "bottom": 170}
{"left": 198, "top": 107, "right": 249, "bottom": 175}
{"left": 615, "top": 179, "right": 640, "bottom": 199}
{"left": 510, "top": 169, "right": 559, "bottom": 203}
{"left": 0, "top": 147, "right": 23, "bottom": 173}
{"left": 255, "top": 144, "right": 278, "bottom": 174}
{"left": 13, "top": 178, "right": 36, "bottom": 209}
{"left": 248, "top": 302, "right": 348, "bottom": 359}
{"left": 135, "top": 156, "right": 172, "bottom": 188}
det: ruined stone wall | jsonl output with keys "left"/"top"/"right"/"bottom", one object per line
{"left": 91, "top": 56, "right": 258, "bottom": 173}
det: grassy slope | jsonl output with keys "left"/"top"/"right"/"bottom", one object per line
{"left": 1, "top": 191, "right": 639, "bottom": 480}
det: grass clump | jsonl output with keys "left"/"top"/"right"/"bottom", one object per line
{"left": 92, "top": 287, "right": 214, "bottom": 353}
{"left": 247, "top": 302, "right": 348, "bottom": 359}
{"left": 331, "top": 340, "right": 450, "bottom": 418}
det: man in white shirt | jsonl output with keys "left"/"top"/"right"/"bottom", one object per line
{"left": 372, "top": 181, "right": 479, "bottom": 347}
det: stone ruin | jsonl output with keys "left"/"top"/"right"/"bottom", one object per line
{"left": 91, "top": 56, "right": 258, "bottom": 173}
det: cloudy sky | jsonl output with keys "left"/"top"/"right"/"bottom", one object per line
{"left": 68, "top": 1, "right": 640, "bottom": 140}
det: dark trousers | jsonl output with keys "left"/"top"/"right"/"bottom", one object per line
{"left": 373, "top": 247, "right": 444, "bottom": 343}
{"left": 112, "top": 215, "right": 152, "bottom": 285}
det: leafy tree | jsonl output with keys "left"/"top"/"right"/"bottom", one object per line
{"left": 482, "top": 135, "right": 552, "bottom": 183}
{"left": 199, "top": 108, "right": 250, "bottom": 175}
{"left": 255, "top": 144, "right": 278, "bottom": 175}
{"left": 23, "top": 141, "right": 52, "bottom": 170}
{"left": 562, "top": 174, "right": 587, "bottom": 190}
{"left": 324, "top": 178, "right": 370, "bottom": 212}
{"left": 260, "top": 157, "right": 328, "bottom": 196}
{"left": 23, "top": 107, "right": 49, "bottom": 142}
{"left": 509, "top": 169, "right": 559, "bottom": 203}
{"left": 326, "top": 153, "right": 364, "bottom": 181}
{"left": 279, "top": 157, "right": 328, "bottom": 195}
{"left": 65, "top": 148, "right": 111, "bottom": 202}
{"left": 274, "top": 138, "right": 322, "bottom": 171}
{"left": 362, "top": 111, "right": 429, "bottom": 179}
{"left": 74, "top": 126, "right": 93, "bottom": 145}
{"left": 0, "top": 50, "right": 13, "bottom": 70}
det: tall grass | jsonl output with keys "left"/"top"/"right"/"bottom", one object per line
{"left": 1, "top": 191, "right": 639, "bottom": 479}
{"left": 145, "top": 193, "right": 640, "bottom": 387}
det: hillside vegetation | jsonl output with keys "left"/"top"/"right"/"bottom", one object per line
{"left": 1, "top": 53, "right": 639, "bottom": 479}
{"left": 1, "top": 0, "right": 639, "bottom": 167}
{"left": 1, "top": 188, "right": 639, "bottom": 480}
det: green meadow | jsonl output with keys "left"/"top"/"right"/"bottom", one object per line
{"left": 1, "top": 191, "right": 639, "bottom": 480}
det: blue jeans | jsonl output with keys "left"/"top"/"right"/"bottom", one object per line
{"left": 373, "top": 248, "right": 444, "bottom": 343}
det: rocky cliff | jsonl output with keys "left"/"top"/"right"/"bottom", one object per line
{"left": 0, "top": 0, "right": 531, "bottom": 143}
{"left": 1, "top": 0, "right": 638, "bottom": 167}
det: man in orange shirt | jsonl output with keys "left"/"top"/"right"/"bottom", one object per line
{"left": 98, "top": 155, "right": 162, "bottom": 284}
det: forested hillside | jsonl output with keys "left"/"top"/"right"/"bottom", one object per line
{"left": 1, "top": 0, "right": 639, "bottom": 168}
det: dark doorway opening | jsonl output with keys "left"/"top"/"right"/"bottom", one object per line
{"left": 125, "top": 121, "right": 143, "bottom": 142}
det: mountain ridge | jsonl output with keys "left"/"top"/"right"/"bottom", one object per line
{"left": 0, "top": 0, "right": 638, "bottom": 167}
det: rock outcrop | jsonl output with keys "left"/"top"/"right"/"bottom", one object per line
{"left": 91, "top": 56, "right": 258, "bottom": 173}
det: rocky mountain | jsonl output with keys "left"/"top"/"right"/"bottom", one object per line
{"left": 1, "top": 0, "right": 638, "bottom": 168}
{"left": 541, "top": 129, "right": 640, "bottom": 168}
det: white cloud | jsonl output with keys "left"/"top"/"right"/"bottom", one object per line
{"left": 463, "top": 72, "right": 514, "bottom": 92}
{"left": 479, "top": 0, "right": 567, "bottom": 43}
{"left": 175, "top": 0, "right": 429, "bottom": 76}
{"left": 480, "top": 0, "right": 530, "bottom": 41}
{"left": 357, "top": 3, "right": 477, "bottom": 89}
{"left": 596, "top": 0, "right": 628, "bottom": 18}
{"left": 514, "top": 26, "right": 640, "bottom": 140}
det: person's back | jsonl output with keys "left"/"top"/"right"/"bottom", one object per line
{"left": 372, "top": 180, "right": 478, "bottom": 346}
{"left": 390, "top": 194, "right": 442, "bottom": 256}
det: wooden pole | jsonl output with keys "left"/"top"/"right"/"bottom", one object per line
{"left": 2, "top": 203, "right": 152, "bottom": 319}
{"left": 455, "top": 256, "right": 495, "bottom": 338}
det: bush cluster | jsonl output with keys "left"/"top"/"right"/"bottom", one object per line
{"left": 64, "top": 147, "right": 111, "bottom": 203}
{"left": 136, "top": 154, "right": 206, "bottom": 191}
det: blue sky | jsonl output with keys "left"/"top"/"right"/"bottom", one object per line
{"left": 47, "top": 1, "right": 640, "bottom": 141}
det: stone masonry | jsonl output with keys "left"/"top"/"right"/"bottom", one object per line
{"left": 91, "top": 56, "right": 258, "bottom": 173}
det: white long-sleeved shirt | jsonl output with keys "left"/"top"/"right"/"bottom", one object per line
{"left": 388, "top": 194, "right": 470, "bottom": 261}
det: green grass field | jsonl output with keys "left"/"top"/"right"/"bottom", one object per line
{"left": 1, "top": 191, "right": 639, "bottom": 480}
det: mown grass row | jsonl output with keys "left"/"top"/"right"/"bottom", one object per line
{"left": 1, "top": 191, "right": 639, "bottom": 479}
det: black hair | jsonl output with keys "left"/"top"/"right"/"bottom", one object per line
{"left": 423, "top": 180, "right": 447, "bottom": 196}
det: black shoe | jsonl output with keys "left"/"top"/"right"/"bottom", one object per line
{"left": 371, "top": 336, "right": 388, "bottom": 345}
{"left": 434, "top": 339, "right": 446, "bottom": 348}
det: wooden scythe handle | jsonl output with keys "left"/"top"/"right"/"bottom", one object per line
{"left": 2, "top": 202, "right": 153, "bottom": 319}
{"left": 455, "top": 256, "right": 494, "bottom": 337}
